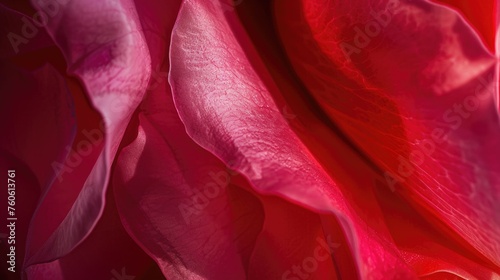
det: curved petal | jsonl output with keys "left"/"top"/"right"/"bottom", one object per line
{"left": 431, "top": 0, "right": 497, "bottom": 51}
{"left": 373, "top": 182, "right": 499, "bottom": 279}
{"left": 113, "top": 82, "right": 265, "bottom": 279}
{"left": 274, "top": 0, "right": 500, "bottom": 269}
{"left": 0, "top": 62, "right": 75, "bottom": 278}
{"left": 246, "top": 196, "right": 341, "bottom": 280}
{"left": 0, "top": 62, "right": 75, "bottom": 192}
{"left": 26, "top": 187, "right": 162, "bottom": 280}
{"left": 26, "top": 0, "right": 151, "bottom": 267}
{"left": 169, "top": 0, "right": 419, "bottom": 278}
{"left": 113, "top": 79, "right": 342, "bottom": 280}
{"left": 24, "top": 75, "right": 105, "bottom": 270}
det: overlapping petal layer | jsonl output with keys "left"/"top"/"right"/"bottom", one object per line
{"left": 26, "top": 190, "right": 161, "bottom": 280}
{"left": 168, "top": 0, "right": 438, "bottom": 278}
{"left": 274, "top": 0, "right": 500, "bottom": 271}
{"left": 25, "top": 0, "right": 151, "bottom": 268}
{"left": 432, "top": 0, "right": 498, "bottom": 51}
{"left": 0, "top": 62, "right": 75, "bottom": 279}
{"left": 1, "top": 0, "right": 498, "bottom": 278}
{"left": 113, "top": 85, "right": 265, "bottom": 279}
{"left": 112, "top": 2, "right": 263, "bottom": 278}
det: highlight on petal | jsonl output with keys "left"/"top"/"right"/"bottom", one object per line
{"left": 25, "top": 0, "right": 151, "bottom": 267}
{"left": 274, "top": 0, "right": 500, "bottom": 271}
{"left": 431, "top": 0, "right": 498, "bottom": 51}
{"left": 113, "top": 2, "right": 265, "bottom": 278}
{"left": 113, "top": 84, "right": 264, "bottom": 279}
{"left": 169, "top": 0, "right": 427, "bottom": 278}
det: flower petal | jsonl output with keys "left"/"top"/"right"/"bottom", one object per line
{"left": 113, "top": 84, "right": 265, "bottom": 279}
{"left": 431, "top": 0, "right": 497, "bottom": 51}
{"left": 274, "top": 0, "right": 500, "bottom": 269}
{"left": 0, "top": 3, "right": 54, "bottom": 57}
{"left": 0, "top": 62, "right": 75, "bottom": 192}
{"left": 26, "top": 0, "right": 151, "bottom": 266}
{"left": 26, "top": 188, "right": 162, "bottom": 280}
{"left": 0, "top": 61, "right": 76, "bottom": 278}
{"left": 374, "top": 182, "right": 500, "bottom": 279}
{"left": 169, "top": 0, "right": 421, "bottom": 278}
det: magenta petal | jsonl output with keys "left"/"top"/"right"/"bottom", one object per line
{"left": 0, "top": 63, "right": 75, "bottom": 191}
{"left": 26, "top": 0, "right": 151, "bottom": 266}
{"left": 113, "top": 78, "right": 264, "bottom": 278}
{"left": 246, "top": 197, "right": 341, "bottom": 279}
{"left": 169, "top": 1, "right": 420, "bottom": 278}
{"left": 0, "top": 62, "right": 74, "bottom": 279}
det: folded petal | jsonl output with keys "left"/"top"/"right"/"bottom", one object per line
{"left": 0, "top": 62, "right": 75, "bottom": 192}
{"left": 113, "top": 81, "right": 265, "bottom": 279}
{"left": 26, "top": 187, "right": 162, "bottom": 280}
{"left": 0, "top": 62, "right": 75, "bottom": 278}
{"left": 26, "top": 0, "right": 151, "bottom": 266}
{"left": 169, "top": 0, "right": 423, "bottom": 278}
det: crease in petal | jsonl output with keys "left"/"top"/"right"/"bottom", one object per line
{"left": 25, "top": 0, "right": 151, "bottom": 267}
{"left": 169, "top": 0, "right": 420, "bottom": 278}
{"left": 113, "top": 84, "right": 265, "bottom": 279}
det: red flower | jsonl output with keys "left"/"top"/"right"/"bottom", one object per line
{"left": 0, "top": 0, "right": 498, "bottom": 279}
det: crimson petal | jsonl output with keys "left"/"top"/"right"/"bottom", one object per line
{"left": 431, "top": 0, "right": 498, "bottom": 51}
{"left": 274, "top": 0, "right": 500, "bottom": 269}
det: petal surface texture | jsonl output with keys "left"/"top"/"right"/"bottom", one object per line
{"left": 169, "top": 0, "right": 429, "bottom": 278}
{"left": 274, "top": 0, "right": 500, "bottom": 270}
{"left": 26, "top": 0, "right": 151, "bottom": 267}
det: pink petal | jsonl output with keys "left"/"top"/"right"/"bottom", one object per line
{"left": 26, "top": 0, "right": 151, "bottom": 267}
{"left": 25, "top": 76, "right": 105, "bottom": 267}
{"left": 0, "top": 62, "right": 75, "bottom": 192}
{"left": 114, "top": 2, "right": 264, "bottom": 278}
{"left": 0, "top": 62, "right": 75, "bottom": 278}
{"left": 113, "top": 80, "right": 264, "bottom": 278}
{"left": 169, "top": 0, "right": 421, "bottom": 278}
